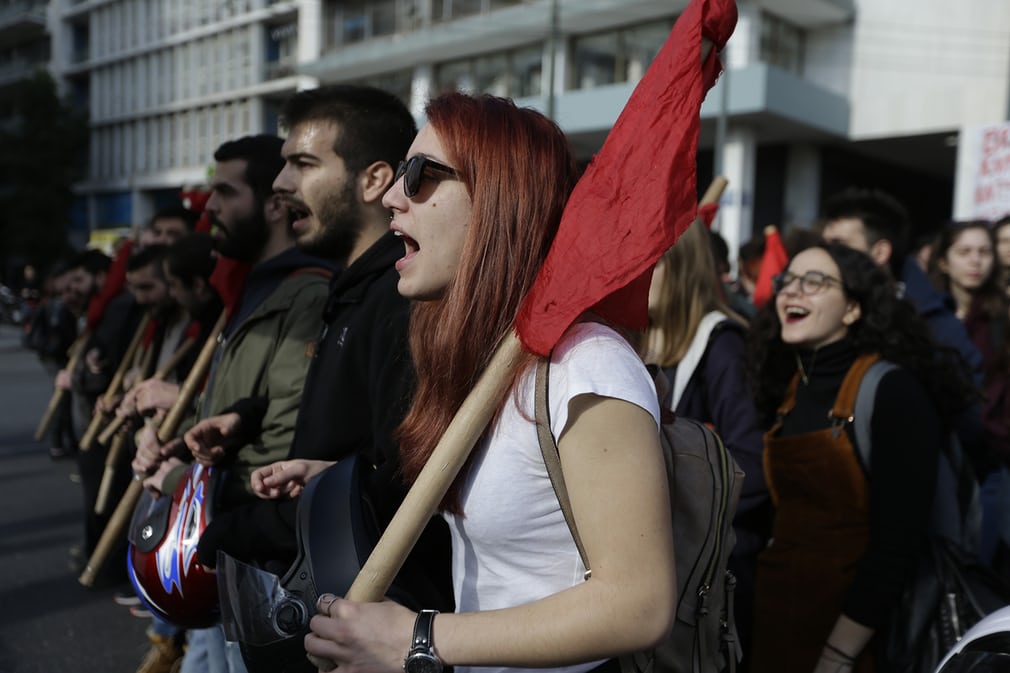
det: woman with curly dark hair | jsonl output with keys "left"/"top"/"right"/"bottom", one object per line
{"left": 744, "top": 243, "right": 974, "bottom": 673}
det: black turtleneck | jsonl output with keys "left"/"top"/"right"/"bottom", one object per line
{"left": 776, "top": 337, "right": 941, "bottom": 629}
{"left": 781, "top": 338, "right": 857, "bottom": 439}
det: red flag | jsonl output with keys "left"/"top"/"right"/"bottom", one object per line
{"left": 194, "top": 211, "right": 213, "bottom": 234}
{"left": 208, "top": 255, "right": 250, "bottom": 318}
{"left": 516, "top": 0, "right": 737, "bottom": 355}
{"left": 180, "top": 189, "right": 210, "bottom": 214}
{"left": 751, "top": 225, "right": 788, "bottom": 308}
{"left": 184, "top": 320, "right": 203, "bottom": 340}
{"left": 141, "top": 317, "right": 160, "bottom": 348}
{"left": 86, "top": 239, "right": 134, "bottom": 331}
{"left": 698, "top": 202, "right": 720, "bottom": 228}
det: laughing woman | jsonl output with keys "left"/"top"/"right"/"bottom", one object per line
{"left": 744, "top": 243, "right": 973, "bottom": 673}
{"left": 303, "top": 93, "right": 676, "bottom": 673}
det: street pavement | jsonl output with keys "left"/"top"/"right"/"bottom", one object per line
{"left": 0, "top": 324, "right": 150, "bottom": 673}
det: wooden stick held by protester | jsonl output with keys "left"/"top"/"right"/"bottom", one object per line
{"left": 34, "top": 330, "right": 89, "bottom": 442}
{"left": 93, "top": 428, "right": 129, "bottom": 516}
{"left": 79, "top": 311, "right": 226, "bottom": 587}
{"left": 97, "top": 335, "right": 198, "bottom": 446}
{"left": 79, "top": 314, "right": 152, "bottom": 451}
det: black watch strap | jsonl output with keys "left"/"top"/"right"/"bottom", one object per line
{"left": 409, "top": 609, "right": 439, "bottom": 656}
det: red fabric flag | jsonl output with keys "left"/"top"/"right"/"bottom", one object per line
{"left": 194, "top": 211, "right": 213, "bottom": 234}
{"left": 516, "top": 0, "right": 737, "bottom": 355}
{"left": 208, "top": 255, "right": 251, "bottom": 318}
{"left": 86, "top": 239, "right": 134, "bottom": 331}
{"left": 751, "top": 225, "right": 788, "bottom": 308}
{"left": 184, "top": 320, "right": 203, "bottom": 340}
{"left": 180, "top": 189, "right": 210, "bottom": 215}
{"left": 141, "top": 317, "right": 160, "bottom": 349}
{"left": 698, "top": 202, "right": 720, "bottom": 228}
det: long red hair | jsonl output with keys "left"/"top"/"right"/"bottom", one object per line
{"left": 397, "top": 93, "right": 579, "bottom": 513}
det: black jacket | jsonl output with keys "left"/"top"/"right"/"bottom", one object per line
{"left": 198, "top": 231, "right": 453, "bottom": 612}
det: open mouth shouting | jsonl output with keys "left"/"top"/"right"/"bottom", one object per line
{"left": 284, "top": 198, "right": 312, "bottom": 234}
{"left": 392, "top": 227, "right": 419, "bottom": 272}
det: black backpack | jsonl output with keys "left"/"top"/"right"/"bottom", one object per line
{"left": 853, "top": 359, "right": 1010, "bottom": 673}
{"left": 535, "top": 360, "right": 744, "bottom": 673}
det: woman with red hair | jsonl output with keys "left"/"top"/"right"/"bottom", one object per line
{"left": 304, "top": 92, "right": 676, "bottom": 673}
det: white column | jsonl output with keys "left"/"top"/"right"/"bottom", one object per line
{"left": 410, "top": 64, "right": 435, "bottom": 120}
{"left": 713, "top": 125, "right": 757, "bottom": 273}
{"left": 783, "top": 144, "right": 821, "bottom": 229}
{"left": 295, "top": 0, "right": 322, "bottom": 92}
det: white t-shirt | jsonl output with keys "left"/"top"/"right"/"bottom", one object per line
{"left": 443, "top": 322, "right": 661, "bottom": 673}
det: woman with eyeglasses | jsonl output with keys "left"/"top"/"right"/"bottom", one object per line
{"left": 928, "top": 220, "right": 1010, "bottom": 570}
{"left": 303, "top": 92, "right": 676, "bottom": 673}
{"left": 744, "top": 243, "right": 973, "bottom": 673}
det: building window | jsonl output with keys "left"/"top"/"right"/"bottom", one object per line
{"left": 350, "top": 69, "right": 414, "bottom": 107}
{"left": 432, "top": 0, "right": 525, "bottom": 22}
{"left": 760, "top": 11, "right": 804, "bottom": 74}
{"left": 266, "top": 22, "right": 298, "bottom": 79}
{"left": 335, "top": 0, "right": 403, "bottom": 45}
{"left": 436, "top": 43, "right": 543, "bottom": 98}
{"left": 571, "top": 17, "right": 675, "bottom": 91}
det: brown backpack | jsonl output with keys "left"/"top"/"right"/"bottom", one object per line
{"left": 535, "top": 360, "right": 744, "bottom": 673}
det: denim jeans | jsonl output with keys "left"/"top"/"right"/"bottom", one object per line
{"left": 180, "top": 624, "right": 248, "bottom": 673}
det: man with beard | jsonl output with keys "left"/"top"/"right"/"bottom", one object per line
{"left": 115, "top": 233, "right": 224, "bottom": 424}
{"left": 132, "top": 134, "right": 331, "bottom": 673}
{"left": 180, "top": 86, "right": 453, "bottom": 673}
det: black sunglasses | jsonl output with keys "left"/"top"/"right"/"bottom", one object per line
{"left": 394, "top": 155, "right": 458, "bottom": 198}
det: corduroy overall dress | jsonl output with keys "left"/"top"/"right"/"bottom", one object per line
{"left": 751, "top": 354, "right": 879, "bottom": 673}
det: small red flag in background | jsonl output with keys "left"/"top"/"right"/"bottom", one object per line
{"left": 751, "top": 224, "right": 788, "bottom": 308}
{"left": 86, "top": 239, "right": 134, "bottom": 331}
{"left": 516, "top": 0, "right": 738, "bottom": 356}
{"left": 184, "top": 320, "right": 204, "bottom": 341}
{"left": 208, "top": 255, "right": 250, "bottom": 318}
{"left": 698, "top": 202, "right": 720, "bottom": 228}
{"left": 141, "top": 316, "right": 160, "bottom": 349}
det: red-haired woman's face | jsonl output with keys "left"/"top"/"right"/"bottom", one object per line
{"left": 384, "top": 124, "right": 472, "bottom": 301}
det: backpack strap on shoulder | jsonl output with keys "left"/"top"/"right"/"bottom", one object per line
{"left": 534, "top": 359, "right": 591, "bottom": 578}
{"left": 848, "top": 356, "right": 897, "bottom": 471}
{"left": 287, "top": 265, "right": 334, "bottom": 281}
{"left": 829, "top": 353, "right": 880, "bottom": 429}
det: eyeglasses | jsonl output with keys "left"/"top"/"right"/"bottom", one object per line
{"left": 394, "top": 155, "right": 457, "bottom": 198}
{"left": 772, "top": 270, "right": 844, "bottom": 295}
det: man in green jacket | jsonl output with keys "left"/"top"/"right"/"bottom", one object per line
{"left": 130, "top": 134, "right": 331, "bottom": 673}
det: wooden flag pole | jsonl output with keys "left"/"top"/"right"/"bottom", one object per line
{"left": 93, "top": 429, "right": 129, "bottom": 516}
{"left": 34, "top": 330, "right": 89, "bottom": 442}
{"left": 79, "top": 314, "right": 152, "bottom": 452}
{"left": 79, "top": 311, "right": 226, "bottom": 588}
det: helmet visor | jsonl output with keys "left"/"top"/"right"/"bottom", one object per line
{"left": 217, "top": 552, "right": 314, "bottom": 646}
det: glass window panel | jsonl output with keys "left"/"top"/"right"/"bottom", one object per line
{"left": 510, "top": 44, "right": 542, "bottom": 98}
{"left": 372, "top": 0, "right": 397, "bottom": 36}
{"left": 472, "top": 52, "right": 509, "bottom": 96}
{"left": 450, "top": 0, "right": 484, "bottom": 19}
{"left": 436, "top": 59, "right": 474, "bottom": 94}
{"left": 621, "top": 21, "right": 671, "bottom": 82}
{"left": 573, "top": 32, "right": 618, "bottom": 90}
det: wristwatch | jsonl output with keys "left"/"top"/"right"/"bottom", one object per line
{"left": 403, "top": 609, "right": 443, "bottom": 673}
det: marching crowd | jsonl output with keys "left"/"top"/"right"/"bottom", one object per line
{"left": 16, "top": 5, "right": 1010, "bottom": 673}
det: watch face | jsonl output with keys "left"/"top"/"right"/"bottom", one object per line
{"left": 406, "top": 653, "right": 443, "bottom": 673}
